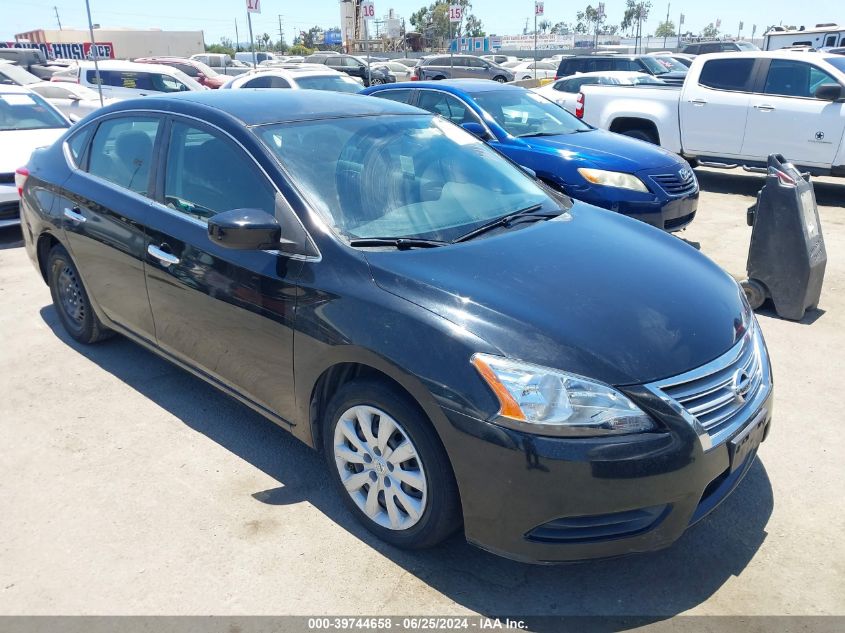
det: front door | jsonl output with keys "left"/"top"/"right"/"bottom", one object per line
{"left": 679, "top": 57, "right": 756, "bottom": 157}
{"left": 142, "top": 118, "right": 303, "bottom": 422}
{"left": 60, "top": 114, "right": 162, "bottom": 341}
{"left": 742, "top": 59, "right": 845, "bottom": 168}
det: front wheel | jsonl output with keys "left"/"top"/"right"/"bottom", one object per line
{"left": 370, "top": 78, "right": 384, "bottom": 85}
{"left": 323, "top": 381, "right": 461, "bottom": 549}
{"left": 493, "top": 75, "right": 508, "bottom": 83}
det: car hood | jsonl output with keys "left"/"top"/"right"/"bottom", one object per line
{"left": 517, "top": 128, "right": 681, "bottom": 172}
{"left": 0, "top": 128, "right": 66, "bottom": 173}
{"left": 365, "top": 204, "right": 747, "bottom": 387}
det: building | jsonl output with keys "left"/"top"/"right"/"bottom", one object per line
{"left": 12, "top": 27, "right": 205, "bottom": 60}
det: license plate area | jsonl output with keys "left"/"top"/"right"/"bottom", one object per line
{"left": 728, "top": 411, "right": 768, "bottom": 472}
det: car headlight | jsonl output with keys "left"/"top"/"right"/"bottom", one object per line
{"left": 577, "top": 168, "right": 649, "bottom": 193}
{"left": 471, "top": 353, "right": 656, "bottom": 437}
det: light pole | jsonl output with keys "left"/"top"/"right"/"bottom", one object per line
{"left": 83, "top": 0, "right": 103, "bottom": 106}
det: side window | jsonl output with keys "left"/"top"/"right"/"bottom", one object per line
{"left": 824, "top": 35, "right": 836, "bottom": 47}
{"left": 416, "top": 91, "right": 479, "bottom": 126}
{"left": 87, "top": 117, "right": 160, "bottom": 194}
{"left": 151, "top": 73, "right": 186, "bottom": 93}
{"left": 372, "top": 89, "right": 413, "bottom": 103}
{"left": 163, "top": 121, "right": 275, "bottom": 220}
{"left": 554, "top": 80, "right": 574, "bottom": 92}
{"left": 175, "top": 63, "right": 199, "bottom": 77}
{"left": 66, "top": 125, "right": 94, "bottom": 168}
{"left": 763, "top": 60, "right": 837, "bottom": 98}
{"left": 698, "top": 58, "right": 755, "bottom": 91}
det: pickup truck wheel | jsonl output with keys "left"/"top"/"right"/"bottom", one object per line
{"left": 621, "top": 128, "right": 658, "bottom": 145}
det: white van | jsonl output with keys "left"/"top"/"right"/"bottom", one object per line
{"left": 764, "top": 23, "right": 845, "bottom": 50}
{"left": 50, "top": 60, "right": 205, "bottom": 98}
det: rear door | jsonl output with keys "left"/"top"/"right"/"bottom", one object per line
{"left": 60, "top": 114, "right": 162, "bottom": 340}
{"left": 680, "top": 57, "right": 757, "bottom": 156}
{"left": 742, "top": 58, "right": 845, "bottom": 167}
{"left": 142, "top": 116, "right": 304, "bottom": 422}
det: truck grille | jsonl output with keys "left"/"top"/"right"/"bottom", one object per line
{"left": 651, "top": 170, "right": 698, "bottom": 196}
{"left": 646, "top": 321, "right": 770, "bottom": 447}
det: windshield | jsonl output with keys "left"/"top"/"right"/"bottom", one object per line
{"left": 295, "top": 74, "right": 362, "bottom": 93}
{"left": 630, "top": 75, "right": 665, "bottom": 85}
{"left": 0, "top": 92, "right": 68, "bottom": 131}
{"left": 641, "top": 56, "right": 687, "bottom": 74}
{"left": 0, "top": 64, "right": 40, "bottom": 86}
{"left": 192, "top": 60, "right": 219, "bottom": 77}
{"left": 471, "top": 90, "right": 591, "bottom": 137}
{"left": 170, "top": 69, "right": 204, "bottom": 90}
{"left": 256, "top": 114, "right": 554, "bottom": 242}
{"left": 826, "top": 57, "right": 845, "bottom": 74}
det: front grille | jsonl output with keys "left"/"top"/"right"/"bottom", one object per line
{"left": 0, "top": 172, "right": 15, "bottom": 185}
{"left": 0, "top": 201, "right": 20, "bottom": 222}
{"left": 651, "top": 170, "right": 698, "bottom": 196}
{"left": 646, "top": 322, "right": 770, "bottom": 447}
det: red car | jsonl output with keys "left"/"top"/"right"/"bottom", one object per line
{"left": 133, "top": 57, "right": 225, "bottom": 89}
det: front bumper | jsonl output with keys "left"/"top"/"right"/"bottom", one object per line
{"left": 0, "top": 184, "right": 21, "bottom": 228}
{"left": 440, "top": 326, "right": 773, "bottom": 563}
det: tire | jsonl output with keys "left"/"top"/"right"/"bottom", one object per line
{"left": 47, "top": 244, "right": 112, "bottom": 344}
{"left": 370, "top": 78, "right": 384, "bottom": 85}
{"left": 322, "top": 380, "right": 461, "bottom": 549}
{"left": 620, "top": 128, "right": 659, "bottom": 145}
{"left": 740, "top": 278, "right": 767, "bottom": 310}
{"left": 493, "top": 75, "right": 508, "bottom": 83}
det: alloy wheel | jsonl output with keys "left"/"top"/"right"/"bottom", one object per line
{"left": 333, "top": 405, "right": 427, "bottom": 530}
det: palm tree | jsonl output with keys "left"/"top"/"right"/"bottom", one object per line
{"left": 539, "top": 19, "right": 552, "bottom": 34}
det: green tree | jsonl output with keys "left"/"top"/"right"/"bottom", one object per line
{"left": 205, "top": 43, "right": 235, "bottom": 56}
{"left": 575, "top": 5, "right": 605, "bottom": 35}
{"left": 622, "top": 0, "right": 652, "bottom": 52}
{"left": 551, "top": 21, "right": 574, "bottom": 35}
{"left": 538, "top": 19, "right": 551, "bottom": 34}
{"left": 288, "top": 44, "right": 314, "bottom": 56}
{"left": 409, "top": 0, "right": 482, "bottom": 48}
{"left": 655, "top": 20, "right": 676, "bottom": 37}
{"left": 701, "top": 22, "right": 719, "bottom": 38}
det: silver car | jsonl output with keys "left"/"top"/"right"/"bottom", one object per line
{"left": 414, "top": 55, "right": 514, "bottom": 82}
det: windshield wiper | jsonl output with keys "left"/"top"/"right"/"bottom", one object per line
{"left": 452, "top": 204, "right": 559, "bottom": 243}
{"left": 517, "top": 131, "right": 563, "bottom": 138}
{"left": 348, "top": 237, "right": 448, "bottom": 250}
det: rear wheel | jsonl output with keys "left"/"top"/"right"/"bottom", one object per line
{"left": 47, "top": 244, "right": 112, "bottom": 344}
{"left": 493, "top": 75, "right": 508, "bottom": 83}
{"left": 620, "top": 128, "right": 659, "bottom": 145}
{"left": 323, "top": 381, "right": 461, "bottom": 549}
{"left": 370, "top": 77, "right": 384, "bottom": 85}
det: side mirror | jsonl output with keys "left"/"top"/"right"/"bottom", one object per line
{"left": 461, "top": 122, "right": 492, "bottom": 141}
{"left": 68, "top": 113, "right": 82, "bottom": 123}
{"left": 814, "top": 83, "right": 843, "bottom": 101}
{"left": 208, "top": 208, "right": 281, "bottom": 250}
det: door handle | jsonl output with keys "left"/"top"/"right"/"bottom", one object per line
{"left": 689, "top": 98, "right": 707, "bottom": 106}
{"left": 755, "top": 104, "right": 775, "bottom": 112}
{"left": 147, "top": 244, "right": 180, "bottom": 266}
{"left": 63, "top": 207, "right": 86, "bottom": 223}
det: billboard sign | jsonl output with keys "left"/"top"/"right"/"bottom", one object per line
{"left": 1, "top": 41, "right": 115, "bottom": 60}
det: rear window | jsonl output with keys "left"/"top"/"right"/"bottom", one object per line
{"left": 698, "top": 58, "right": 755, "bottom": 91}
{"left": 0, "top": 92, "right": 68, "bottom": 131}
{"left": 682, "top": 45, "right": 700, "bottom": 55}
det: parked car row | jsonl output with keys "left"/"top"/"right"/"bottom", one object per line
{"left": 14, "top": 87, "right": 773, "bottom": 565}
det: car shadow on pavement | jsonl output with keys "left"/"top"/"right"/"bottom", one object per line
{"left": 40, "top": 304, "right": 774, "bottom": 626}
{"left": 695, "top": 169, "right": 845, "bottom": 208}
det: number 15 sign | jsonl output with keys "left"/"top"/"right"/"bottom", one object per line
{"left": 246, "top": 0, "right": 261, "bottom": 14}
{"left": 449, "top": 5, "right": 463, "bottom": 22}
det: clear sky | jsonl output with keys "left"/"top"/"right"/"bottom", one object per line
{"left": 3, "top": 0, "right": 842, "bottom": 44}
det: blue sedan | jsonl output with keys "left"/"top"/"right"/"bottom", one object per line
{"left": 362, "top": 80, "right": 698, "bottom": 232}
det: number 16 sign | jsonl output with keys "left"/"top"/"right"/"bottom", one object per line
{"left": 361, "top": 1, "right": 376, "bottom": 19}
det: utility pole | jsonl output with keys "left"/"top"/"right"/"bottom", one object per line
{"left": 53, "top": 6, "right": 62, "bottom": 30}
{"left": 83, "top": 0, "right": 102, "bottom": 106}
{"left": 235, "top": 19, "right": 240, "bottom": 52}
{"left": 278, "top": 14, "right": 284, "bottom": 51}
{"left": 247, "top": 11, "right": 257, "bottom": 68}
{"left": 663, "top": 2, "right": 670, "bottom": 49}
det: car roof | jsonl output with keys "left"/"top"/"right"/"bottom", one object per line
{"left": 0, "top": 84, "right": 36, "bottom": 94}
{"left": 375, "top": 79, "right": 523, "bottom": 95}
{"left": 108, "top": 89, "right": 423, "bottom": 125}
{"left": 558, "top": 70, "right": 651, "bottom": 79}
{"left": 73, "top": 60, "right": 184, "bottom": 73}
{"left": 696, "top": 50, "right": 843, "bottom": 62}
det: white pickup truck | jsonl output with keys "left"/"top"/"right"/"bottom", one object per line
{"left": 578, "top": 51, "right": 845, "bottom": 177}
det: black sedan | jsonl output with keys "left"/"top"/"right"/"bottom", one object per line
{"left": 18, "top": 90, "right": 773, "bottom": 562}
